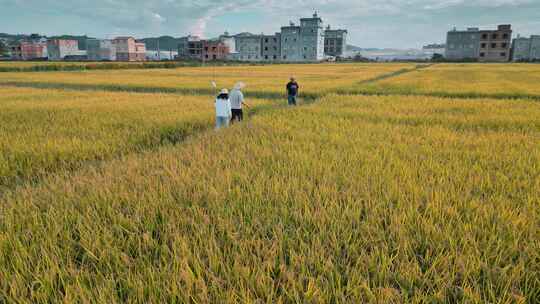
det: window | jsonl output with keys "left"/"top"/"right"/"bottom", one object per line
{"left": 491, "top": 43, "right": 497, "bottom": 48}
{"left": 265, "top": 38, "right": 269, "bottom": 43}
{"left": 273, "top": 38, "right": 277, "bottom": 42}
{"left": 213, "top": 55, "right": 217, "bottom": 60}
{"left": 482, "top": 34, "right": 488, "bottom": 39}
{"left": 500, "top": 52, "right": 506, "bottom": 57}
{"left": 503, "top": 33, "right": 509, "bottom": 39}
{"left": 265, "top": 55, "right": 268, "bottom": 59}
{"left": 481, "top": 43, "right": 486, "bottom": 48}
{"left": 501, "top": 43, "right": 507, "bottom": 48}
{"left": 480, "top": 52, "right": 485, "bottom": 57}
{"left": 492, "top": 33, "right": 498, "bottom": 39}
{"left": 273, "top": 55, "right": 277, "bottom": 59}
{"left": 283, "top": 55, "right": 287, "bottom": 59}
{"left": 264, "top": 47, "right": 268, "bottom": 51}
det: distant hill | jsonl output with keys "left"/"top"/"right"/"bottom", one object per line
{"left": 346, "top": 44, "right": 362, "bottom": 52}
{"left": 0, "top": 33, "right": 44, "bottom": 43}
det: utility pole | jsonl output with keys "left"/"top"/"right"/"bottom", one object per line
{"left": 157, "top": 39, "right": 160, "bottom": 61}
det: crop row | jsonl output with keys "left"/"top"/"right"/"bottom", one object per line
{"left": 1, "top": 94, "right": 538, "bottom": 302}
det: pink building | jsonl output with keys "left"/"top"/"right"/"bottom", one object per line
{"left": 112, "top": 37, "right": 146, "bottom": 61}
{"left": 10, "top": 41, "right": 48, "bottom": 60}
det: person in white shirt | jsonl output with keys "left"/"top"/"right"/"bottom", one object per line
{"left": 229, "top": 82, "right": 249, "bottom": 123}
{"left": 215, "top": 88, "right": 231, "bottom": 129}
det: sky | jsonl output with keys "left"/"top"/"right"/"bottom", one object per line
{"left": 1, "top": 0, "right": 539, "bottom": 48}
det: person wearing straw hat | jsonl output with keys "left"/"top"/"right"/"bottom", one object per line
{"left": 215, "top": 88, "right": 232, "bottom": 130}
{"left": 229, "top": 82, "right": 249, "bottom": 123}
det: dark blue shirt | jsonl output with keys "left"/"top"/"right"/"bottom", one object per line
{"left": 287, "top": 81, "right": 299, "bottom": 96}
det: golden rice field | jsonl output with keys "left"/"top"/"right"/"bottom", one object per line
{"left": 1, "top": 63, "right": 539, "bottom": 303}
{"left": 353, "top": 63, "right": 540, "bottom": 98}
{"left": 0, "top": 86, "right": 272, "bottom": 189}
{"left": 0, "top": 63, "right": 414, "bottom": 97}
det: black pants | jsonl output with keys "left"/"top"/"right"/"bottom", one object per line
{"left": 231, "top": 109, "right": 243, "bottom": 123}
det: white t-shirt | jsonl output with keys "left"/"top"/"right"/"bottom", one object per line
{"left": 215, "top": 98, "right": 232, "bottom": 117}
{"left": 229, "top": 89, "right": 244, "bottom": 110}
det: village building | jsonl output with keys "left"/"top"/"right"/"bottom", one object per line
{"left": 112, "top": 37, "right": 146, "bottom": 61}
{"left": 178, "top": 35, "right": 202, "bottom": 59}
{"left": 10, "top": 41, "right": 48, "bottom": 60}
{"left": 47, "top": 39, "right": 81, "bottom": 60}
{"left": 261, "top": 33, "right": 281, "bottom": 61}
{"left": 281, "top": 13, "right": 325, "bottom": 62}
{"left": 280, "top": 23, "right": 301, "bottom": 61}
{"left": 234, "top": 33, "right": 262, "bottom": 61}
{"left": 512, "top": 35, "right": 540, "bottom": 61}
{"left": 324, "top": 25, "right": 347, "bottom": 57}
{"left": 218, "top": 32, "right": 237, "bottom": 54}
{"left": 46, "top": 39, "right": 81, "bottom": 60}
{"left": 446, "top": 25, "right": 512, "bottom": 62}
{"left": 203, "top": 39, "right": 230, "bottom": 61}
{"left": 87, "top": 39, "right": 116, "bottom": 61}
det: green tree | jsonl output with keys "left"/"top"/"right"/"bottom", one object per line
{"left": 431, "top": 53, "right": 445, "bottom": 62}
{"left": 0, "top": 40, "right": 8, "bottom": 56}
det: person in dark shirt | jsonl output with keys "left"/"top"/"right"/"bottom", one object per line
{"left": 286, "top": 77, "right": 300, "bottom": 106}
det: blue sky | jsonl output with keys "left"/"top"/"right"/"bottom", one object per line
{"left": 1, "top": 0, "right": 539, "bottom": 48}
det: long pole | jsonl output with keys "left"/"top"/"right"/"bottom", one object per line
{"left": 157, "top": 39, "right": 161, "bottom": 61}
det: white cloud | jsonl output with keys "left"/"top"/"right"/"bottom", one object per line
{"left": 0, "top": 0, "right": 538, "bottom": 47}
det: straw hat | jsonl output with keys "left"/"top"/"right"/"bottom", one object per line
{"left": 220, "top": 88, "right": 229, "bottom": 94}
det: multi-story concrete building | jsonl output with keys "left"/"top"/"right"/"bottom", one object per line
{"left": 10, "top": 41, "right": 48, "bottom": 60}
{"left": 203, "top": 39, "right": 230, "bottom": 61}
{"left": 87, "top": 39, "right": 116, "bottom": 61}
{"left": 324, "top": 25, "right": 347, "bottom": 57}
{"left": 112, "top": 37, "right": 146, "bottom": 61}
{"left": 47, "top": 39, "right": 80, "bottom": 60}
{"left": 512, "top": 35, "right": 540, "bottom": 61}
{"left": 478, "top": 25, "right": 512, "bottom": 62}
{"left": 178, "top": 35, "right": 201, "bottom": 59}
{"left": 445, "top": 28, "right": 481, "bottom": 60}
{"left": 445, "top": 25, "right": 512, "bottom": 62}
{"left": 188, "top": 40, "right": 204, "bottom": 60}
{"left": 235, "top": 33, "right": 262, "bottom": 61}
{"left": 300, "top": 13, "right": 325, "bottom": 61}
{"left": 219, "top": 32, "right": 236, "bottom": 54}
{"left": 261, "top": 33, "right": 281, "bottom": 61}
{"left": 280, "top": 23, "right": 301, "bottom": 61}
{"left": 281, "top": 13, "right": 325, "bottom": 62}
